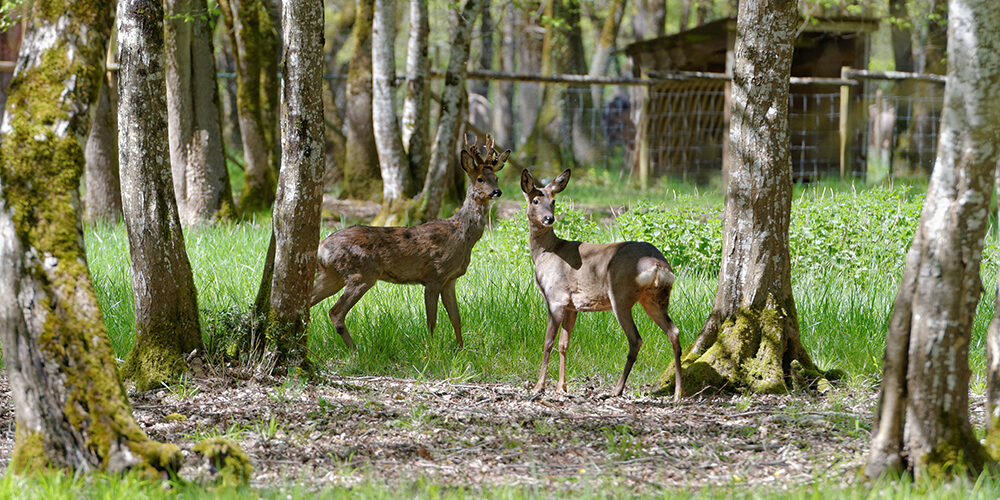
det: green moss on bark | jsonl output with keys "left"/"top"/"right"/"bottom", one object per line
{"left": 10, "top": 425, "right": 48, "bottom": 473}
{"left": 655, "top": 300, "right": 831, "bottom": 397}
{"left": 120, "top": 328, "right": 188, "bottom": 392}
{"left": 192, "top": 438, "right": 253, "bottom": 487}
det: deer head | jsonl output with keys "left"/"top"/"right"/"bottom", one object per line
{"left": 520, "top": 168, "right": 570, "bottom": 228}
{"left": 462, "top": 134, "right": 511, "bottom": 202}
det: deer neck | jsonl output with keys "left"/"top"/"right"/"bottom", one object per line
{"left": 454, "top": 193, "right": 490, "bottom": 240}
{"left": 528, "top": 224, "right": 562, "bottom": 261}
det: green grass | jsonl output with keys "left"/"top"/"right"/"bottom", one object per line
{"left": 83, "top": 178, "right": 997, "bottom": 391}
{"left": 4, "top": 470, "right": 1000, "bottom": 499}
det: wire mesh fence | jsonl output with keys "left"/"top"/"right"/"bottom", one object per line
{"left": 213, "top": 71, "right": 946, "bottom": 185}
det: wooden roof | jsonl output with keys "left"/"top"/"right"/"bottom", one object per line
{"left": 624, "top": 16, "right": 880, "bottom": 76}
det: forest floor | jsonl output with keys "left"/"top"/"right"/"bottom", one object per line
{"left": 0, "top": 370, "right": 964, "bottom": 494}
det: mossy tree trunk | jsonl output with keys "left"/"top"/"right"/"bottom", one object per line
{"left": 164, "top": 0, "right": 237, "bottom": 226}
{"left": 371, "top": 0, "right": 413, "bottom": 226}
{"left": 84, "top": 74, "right": 122, "bottom": 223}
{"left": 413, "top": 0, "right": 484, "bottom": 222}
{"left": 0, "top": 0, "right": 181, "bottom": 473}
{"left": 655, "top": 0, "right": 824, "bottom": 397}
{"left": 868, "top": 0, "right": 1000, "bottom": 480}
{"left": 342, "top": 0, "right": 381, "bottom": 200}
{"left": 118, "top": 0, "right": 203, "bottom": 392}
{"left": 254, "top": 0, "right": 325, "bottom": 369}
{"left": 587, "top": 0, "right": 625, "bottom": 105}
{"left": 218, "top": 0, "right": 279, "bottom": 212}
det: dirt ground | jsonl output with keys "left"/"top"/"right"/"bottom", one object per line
{"left": 1, "top": 370, "right": 954, "bottom": 493}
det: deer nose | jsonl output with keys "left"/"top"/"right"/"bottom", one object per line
{"left": 542, "top": 215, "right": 555, "bottom": 226}
{"left": 490, "top": 189, "right": 502, "bottom": 198}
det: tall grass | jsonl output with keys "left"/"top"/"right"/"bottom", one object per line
{"left": 83, "top": 181, "right": 997, "bottom": 390}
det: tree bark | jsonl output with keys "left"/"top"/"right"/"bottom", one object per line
{"left": 259, "top": 0, "right": 325, "bottom": 369}
{"left": 371, "top": 0, "right": 411, "bottom": 225}
{"left": 632, "top": 0, "right": 665, "bottom": 39}
{"left": 414, "top": 0, "right": 484, "bottom": 222}
{"left": 907, "top": 0, "right": 947, "bottom": 173}
{"left": 118, "top": 0, "right": 203, "bottom": 392}
{"left": 472, "top": 0, "right": 492, "bottom": 98}
{"left": 342, "top": 0, "right": 381, "bottom": 200}
{"left": 588, "top": 0, "right": 626, "bottom": 104}
{"left": 164, "top": 0, "right": 237, "bottom": 226}
{"left": 0, "top": 0, "right": 181, "bottom": 473}
{"left": 218, "top": 0, "right": 280, "bottom": 212}
{"left": 656, "top": 0, "right": 826, "bottom": 397}
{"left": 888, "top": 0, "right": 913, "bottom": 177}
{"left": 868, "top": 0, "right": 999, "bottom": 479}
{"left": 401, "top": 0, "right": 430, "bottom": 185}
{"left": 492, "top": 0, "right": 515, "bottom": 150}
{"left": 85, "top": 74, "right": 122, "bottom": 223}
{"left": 515, "top": 4, "right": 543, "bottom": 154}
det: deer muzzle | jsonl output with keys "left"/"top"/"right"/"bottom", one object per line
{"left": 542, "top": 215, "right": 555, "bottom": 226}
{"left": 490, "top": 189, "right": 502, "bottom": 198}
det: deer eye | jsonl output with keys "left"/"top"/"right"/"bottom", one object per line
{"left": 477, "top": 177, "right": 485, "bottom": 183}
{"left": 532, "top": 198, "right": 540, "bottom": 205}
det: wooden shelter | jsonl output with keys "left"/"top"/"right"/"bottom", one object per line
{"left": 624, "top": 16, "right": 879, "bottom": 183}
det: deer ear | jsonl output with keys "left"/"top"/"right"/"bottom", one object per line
{"left": 548, "top": 169, "right": 571, "bottom": 194}
{"left": 460, "top": 150, "right": 476, "bottom": 175}
{"left": 520, "top": 169, "right": 536, "bottom": 194}
{"left": 493, "top": 150, "right": 511, "bottom": 171}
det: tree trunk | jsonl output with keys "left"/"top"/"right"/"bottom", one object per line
{"left": 401, "top": 0, "right": 430, "bottom": 185}
{"left": 0, "top": 0, "right": 181, "bottom": 474}
{"left": 371, "top": 0, "right": 411, "bottom": 226}
{"left": 414, "top": 0, "right": 483, "bottom": 222}
{"left": 259, "top": 0, "right": 325, "bottom": 369}
{"left": 632, "top": 0, "right": 665, "bottom": 39}
{"left": 588, "top": 0, "right": 626, "bottom": 105}
{"left": 321, "top": 4, "right": 354, "bottom": 186}
{"left": 888, "top": 0, "right": 913, "bottom": 178}
{"left": 656, "top": 0, "right": 827, "bottom": 397}
{"left": 218, "top": 0, "right": 279, "bottom": 212}
{"left": 342, "top": 0, "right": 381, "bottom": 200}
{"left": 515, "top": 5, "right": 544, "bottom": 154}
{"left": 118, "top": 0, "right": 203, "bottom": 392}
{"left": 868, "top": 0, "right": 999, "bottom": 479}
{"left": 472, "top": 0, "right": 493, "bottom": 98}
{"left": 164, "top": 0, "right": 237, "bottom": 226}
{"left": 907, "top": 0, "right": 946, "bottom": 173}
{"left": 85, "top": 74, "right": 122, "bottom": 223}
{"left": 492, "top": 0, "right": 515, "bottom": 150}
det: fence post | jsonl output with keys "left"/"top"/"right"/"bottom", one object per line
{"left": 839, "top": 66, "right": 855, "bottom": 178}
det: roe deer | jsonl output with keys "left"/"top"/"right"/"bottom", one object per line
{"left": 520, "top": 169, "right": 683, "bottom": 400}
{"left": 310, "top": 136, "right": 510, "bottom": 350}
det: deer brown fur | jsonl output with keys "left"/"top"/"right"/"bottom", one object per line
{"left": 310, "top": 136, "right": 510, "bottom": 349}
{"left": 520, "top": 168, "right": 683, "bottom": 400}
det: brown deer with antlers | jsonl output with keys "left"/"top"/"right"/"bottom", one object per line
{"left": 310, "top": 136, "right": 510, "bottom": 350}
{"left": 520, "top": 168, "right": 683, "bottom": 400}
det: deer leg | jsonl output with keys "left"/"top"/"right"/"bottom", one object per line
{"left": 441, "top": 279, "right": 463, "bottom": 348}
{"left": 532, "top": 307, "right": 564, "bottom": 395}
{"left": 610, "top": 298, "right": 642, "bottom": 397}
{"left": 328, "top": 281, "right": 374, "bottom": 351}
{"left": 641, "top": 298, "right": 684, "bottom": 402}
{"left": 556, "top": 309, "right": 577, "bottom": 393}
{"left": 310, "top": 269, "right": 345, "bottom": 307}
{"left": 423, "top": 285, "right": 442, "bottom": 340}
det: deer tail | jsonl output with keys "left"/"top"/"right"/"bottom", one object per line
{"left": 636, "top": 259, "right": 675, "bottom": 289}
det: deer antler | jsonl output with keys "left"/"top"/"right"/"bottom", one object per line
{"left": 465, "top": 134, "right": 486, "bottom": 163}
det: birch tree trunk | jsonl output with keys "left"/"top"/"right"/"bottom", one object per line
{"left": 401, "top": 0, "right": 430, "bottom": 184}
{"left": 0, "top": 0, "right": 181, "bottom": 473}
{"left": 415, "top": 0, "right": 484, "bottom": 222}
{"left": 342, "top": 0, "right": 381, "bottom": 200}
{"left": 868, "top": 0, "right": 1000, "bottom": 479}
{"left": 259, "top": 0, "right": 325, "bottom": 369}
{"left": 656, "top": 0, "right": 829, "bottom": 397}
{"left": 371, "top": 0, "right": 411, "bottom": 225}
{"left": 85, "top": 75, "right": 122, "bottom": 223}
{"left": 164, "top": 0, "right": 237, "bottom": 226}
{"left": 118, "top": 0, "right": 203, "bottom": 392}
{"left": 219, "top": 0, "right": 280, "bottom": 212}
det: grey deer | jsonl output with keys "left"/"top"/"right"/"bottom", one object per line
{"left": 310, "top": 136, "right": 510, "bottom": 349}
{"left": 520, "top": 169, "right": 683, "bottom": 400}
